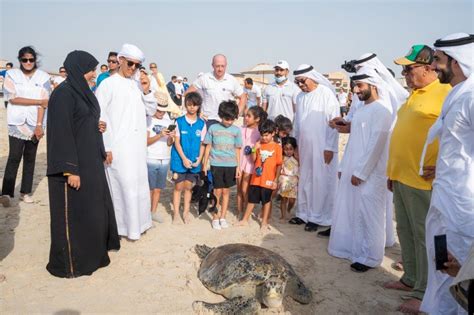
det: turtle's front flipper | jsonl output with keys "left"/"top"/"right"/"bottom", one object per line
{"left": 193, "top": 297, "right": 260, "bottom": 314}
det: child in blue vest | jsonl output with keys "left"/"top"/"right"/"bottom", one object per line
{"left": 203, "top": 100, "right": 242, "bottom": 230}
{"left": 170, "top": 92, "right": 206, "bottom": 224}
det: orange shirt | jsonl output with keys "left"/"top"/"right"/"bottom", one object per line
{"left": 250, "top": 142, "right": 283, "bottom": 189}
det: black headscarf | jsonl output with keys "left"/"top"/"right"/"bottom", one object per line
{"left": 63, "top": 50, "right": 100, "bottom": 118}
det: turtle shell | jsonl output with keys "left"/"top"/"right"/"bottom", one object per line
{"left": 198, "top": 244, "right": 296, "bottom": 294}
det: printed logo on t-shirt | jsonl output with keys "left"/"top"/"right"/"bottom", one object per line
{"left": 152, "top": 125, "right": 166, "bottom": 134}
{"left": 265, "top": 180, "right": 274, "bottom": 186}
{"left": 195, "top": 129, "right": 202, "bottom": 137}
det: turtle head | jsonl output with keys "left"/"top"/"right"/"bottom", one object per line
{"left": 262, "top": 277, "right": 286, "bottom": 308}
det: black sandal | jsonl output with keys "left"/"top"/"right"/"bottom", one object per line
{"left": 350, "top": 262, "right": 372, "bottom": 273}
{"left": 304, "top": 222, "right": 319, "bottom": 232}
{"left": 288, "top": 217, "right": 305, "bottom": 225}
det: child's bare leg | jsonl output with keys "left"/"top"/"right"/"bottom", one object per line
{"left": 172, "top": 182, "right": 184, "bottom": 224}
{"left": 237, "top": 176, "right": 243, "bottom": 214}
{"left": 183, "top": 180, "right": 193, "bottom": 224}
{"left": 287, "top": 198, "right": 296, "bottom": 216}
{"left": 151, "top": 189, "right": 161, "bottom": 213}
{"left": 261, "top": 201, "right": 272, "bottom": 230}
{"left": 213, "top": 188, "right": 223, "bottom": 221}
{"left": 236, "top": 202, "right": 257, "bottom": 226}
{"left": 239, "top": 173, "right": 251, "bottom": 214}
{"left": 280, "top": 197, "right": 288, "bottom": 222}
{"left": 220, "top": 188, "right": 230, "bottom": 219}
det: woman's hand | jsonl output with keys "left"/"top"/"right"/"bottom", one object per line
{"left": 99, "top": 121, "right": 107, "bottom": 133}
{"left": 67, "top": 175, "right": 81, "bottom": 190}
{"left": 39, "top": 99, "right": 49, "bottom": 109}
{"left": 34, "top": 125, "right": 44, "bottom": 140}
{"left": 105, "top": 152, "right": 113, "bottom": 165}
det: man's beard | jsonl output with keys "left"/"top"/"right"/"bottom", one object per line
{"left": 437, "top": 66, "right": 454, "bottom": 84}
{"left": 358, "top": 88, "right": 372, "bottom": 101}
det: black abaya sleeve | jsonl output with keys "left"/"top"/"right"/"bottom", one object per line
{"left": 46, "top": 86, "right": 81, "bottom": 176}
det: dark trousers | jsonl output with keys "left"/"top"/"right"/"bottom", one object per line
{"left": 1, "top": 136, "right": 39, "bottom": 197}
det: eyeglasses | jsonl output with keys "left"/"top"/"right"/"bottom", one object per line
{"left": 402, "top": 64, "right": 425, "bottom": 74}
{"left": 294, "top": 78, "right": 308, "bottom": 85}
{"left": 20, "top": 58, "right": 35, "bottom": 63}
{"left": 150, "top": 66, "right": 157, "bottom": 69}
{"left": 107, "top": 59, "right": 118, "bottom": 64}
{"left": 126, "top": 59, "right": 142, "bottom": 69}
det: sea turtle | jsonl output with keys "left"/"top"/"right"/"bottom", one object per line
{"left": 193, "top": 243, "right": 312, "bottom": 314}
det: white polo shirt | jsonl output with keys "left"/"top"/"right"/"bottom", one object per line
{"left": 193, "top": 72, "right": 243, "bottom": 120}
{"left": 244, "top": 85, "right": 262, "bottom": 107}
{"left": 264, "top": 80, "right": 300, "bottom": 121}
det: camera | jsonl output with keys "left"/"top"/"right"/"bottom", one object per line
{"left": 341, "top": 60, "right": 357, "bottom": 73}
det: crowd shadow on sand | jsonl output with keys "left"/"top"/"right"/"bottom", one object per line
{"left": 0, "top": 152, "right": 47, "bottom": 261}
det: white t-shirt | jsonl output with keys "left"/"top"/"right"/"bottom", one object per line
{"left": 263, "top": 80, "right": 300, "bottom": 121}
{"left": 244, "top": 85, "right": 262, "bottom": 107}
{"left": 337, "top": 92, "right": 348, "bottom": 107}
{"left": 174, "top": 82, "right": 184, "bottom": 96}
{"left": 3, "top": 69, "right": 51, "bottom": 126}
{"left": 53, "top": 76, "right": 66, "bottom": 86}
{"left": 193, "top": 72, "right": 244, "bottom": 120}
{"left": 147, "top": 114, "right": 173, "bottom": 160}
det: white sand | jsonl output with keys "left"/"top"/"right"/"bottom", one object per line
{"left": 0, "top": 100, "right": 406, "bottom": 314}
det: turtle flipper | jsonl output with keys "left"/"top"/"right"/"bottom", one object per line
{"left": 193, "top": 297, "right": 260, "bottom": 314}
{"left": 287, "top": 277, "right": 312, "bottom": 304}
{"left": 195, "top": 244, "right": 213, "bottom": 259}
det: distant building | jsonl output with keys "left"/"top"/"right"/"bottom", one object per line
{"left": 324, "top": 71, "right": 349, "bottom": 92}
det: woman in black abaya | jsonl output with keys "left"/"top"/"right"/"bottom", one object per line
{"left": 46, "top": 50, "right": 120, "bottom": 278}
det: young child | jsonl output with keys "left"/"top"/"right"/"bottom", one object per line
{"left": 146, "top": 91, "right": 175, "bottom": 223}
{"left": 237, "top": 106, "right": 267, "bottom": 215}
{"left": 274, "top": 114, "right": 293, "bottom": 143}
{"left": 203, "top": 100, "right": 242, "bottom": 230}
{"left": 236, "top": 119, "right": 282, "bottom": 231}
{"left": 278, "top": 136, "right": 299, "bottom": 222}
{"left": 170, "top": 92, "right": 207, "bottom": 224}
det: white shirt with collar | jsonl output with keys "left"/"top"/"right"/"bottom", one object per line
{"left": 193, "top": 72, "right": 244, "bottom": 120}
{"left": 4, "top": 68, "right": 51, "bottom": 126}
{"left": 264, "top": 79, "right": 300, "bottom": 121}
{"left": 244, "top": 85, "right": 262, "bottom": 107}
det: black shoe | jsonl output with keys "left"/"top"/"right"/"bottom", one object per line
{"left": 350, "top": 262, "right": 372, "bottom": 273}
{"left": 304, "top": 222, "right": 319, "bottom": 232}
{"left": 317, "top": 228, "right": 331, "bottom": 238}
{"left": 288, "top": 217, "right": 305, "bottom": 225}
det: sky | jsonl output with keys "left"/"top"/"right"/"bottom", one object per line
{"left": 0, "top": 0, "right": 473, "bottom": 80}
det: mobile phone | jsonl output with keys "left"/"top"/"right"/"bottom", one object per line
{"left": 434, "top": 234, "right": 448, "bottom": 270}
{"left": 168, "top": 124, "right": 176, "bottom": 132}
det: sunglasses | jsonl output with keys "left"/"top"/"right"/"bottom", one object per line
{"left": 107, "top": 59, "right": 118, "bottom": 64}
{"left": 402, "top": 64, "right": 425, "bottom": 73}
{"left": 294, "top": 78, "right": 308, "bottom": 85}
{"left": 20, "top": 58, "right": 35, "bottom": 63}
{"left": 150, "top": 66, "right": 157, "bottom": 69}
{"left": 60, "top": 70, "right": 66, "bottom": 73}
{"left": 126, "top": 59, "right": 142, "bottom": 69}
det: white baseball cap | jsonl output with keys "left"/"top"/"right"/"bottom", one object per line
{"left": 274, "top": 60, "right": 290, "bottom": 70}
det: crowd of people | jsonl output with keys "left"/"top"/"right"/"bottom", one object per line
{"left": 0, "top": 32, "right": 472, "bottom": 314}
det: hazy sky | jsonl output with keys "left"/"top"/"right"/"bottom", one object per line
{"left": 1, "top": 0, "right": 473, "bottom": 80}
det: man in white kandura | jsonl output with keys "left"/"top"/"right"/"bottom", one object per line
{"left": 420, "top": 32, "right": 474, "bottom": 315}
{"left": 330, "top": 53, "right": 409, "bottom": 246}
{"left": 289, "top": 64, "right": 339, "bottom": 232}
{"left": 328, "top": 66, "right": 393, "bottom": 273}
{"left": 96, "top": 43, "right": 158, "bottom": 240}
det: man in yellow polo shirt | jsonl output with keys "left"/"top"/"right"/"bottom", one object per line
{"left": 384, "top": 45, "right": 451, "bottom": 314}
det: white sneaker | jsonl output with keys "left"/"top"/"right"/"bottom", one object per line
{"left": 151, "top": 211, "right": 164, "bottom": 223}
{"left": 20, "top": 194, "right": 34, "bottom": 204}
{"left": 0, "top": 195, "right": 11, "bottom": 207}
{"left": 212, "top": 219, "right": 221, "bottom": 230}
{"left": 219, "top": 219, "right": 229, "bottom": 228}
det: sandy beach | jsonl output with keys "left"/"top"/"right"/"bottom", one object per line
{"left": 0, "top": 99, "right": 407, "bottom": 314}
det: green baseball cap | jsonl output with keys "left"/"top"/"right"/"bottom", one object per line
{"left": 394, "top": 45, "right": 434, "bottom": 65}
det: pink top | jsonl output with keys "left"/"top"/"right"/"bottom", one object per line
{"left": 240, "top": 126, "right": 260, "bottom": 174}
